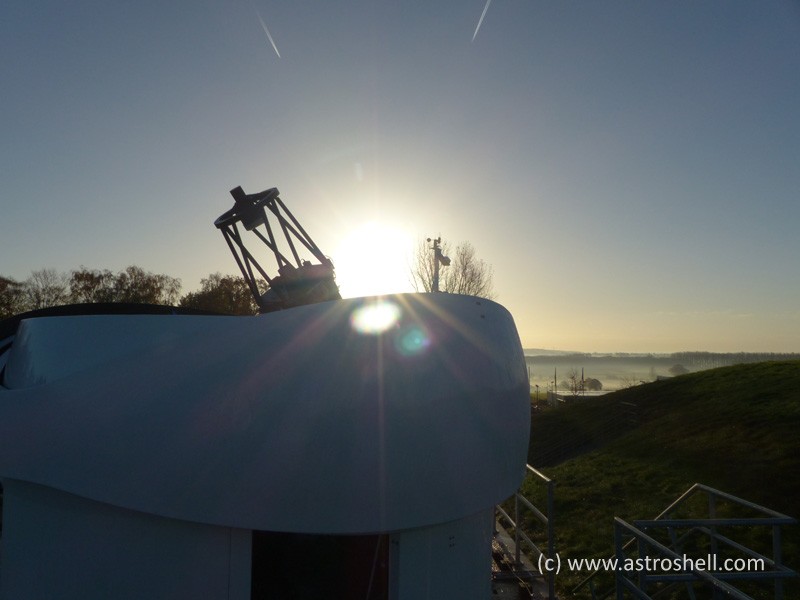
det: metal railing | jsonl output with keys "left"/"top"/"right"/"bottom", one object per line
{"left": 495, "top": 464, "right": 556, "bottom": 599}
{"left": 574, "top": 483, "right": 797, "bottom": 599}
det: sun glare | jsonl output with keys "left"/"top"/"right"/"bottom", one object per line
{"left": 349, "top": 299, "right": 431, "bottom": 356}
{"left": 333, "top": 221, "right": 413, "bottom": 299}
{"left": 350, "top": 301, "right": 401, "bottom": 334}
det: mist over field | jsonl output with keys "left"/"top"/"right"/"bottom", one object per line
{"left": 524, "top": 350, "right": 800, "bottom": 392}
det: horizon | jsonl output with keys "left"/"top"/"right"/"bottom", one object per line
{"left": 2, "top": 2, "right": 798, "bottom": 353}
{"left": 522, "top": 347, "right": 800, "bottom": 357}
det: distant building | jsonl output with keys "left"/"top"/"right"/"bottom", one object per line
{"left": 547, "top": 389, "right": 612, "bottom": 407}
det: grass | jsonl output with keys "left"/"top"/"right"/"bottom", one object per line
{"left": 514, "top": 360, "right": 800, "bottom": 599}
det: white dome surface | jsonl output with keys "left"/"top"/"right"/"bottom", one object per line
{"left": 0, "top": 293, "right": 530, "bottom": 534}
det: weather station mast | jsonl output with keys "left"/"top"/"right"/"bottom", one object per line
{"left": 428, "top": 236, "right": 451, "bottom": 292}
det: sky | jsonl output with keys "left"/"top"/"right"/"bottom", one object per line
{"left": 1, "top": 1, "right": 799, "bottom": 353}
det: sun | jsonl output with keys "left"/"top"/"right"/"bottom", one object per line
{"left": 332, "top": 222, "right": 414, "bottom": 299}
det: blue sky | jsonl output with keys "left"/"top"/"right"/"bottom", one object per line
{"left": 2, "top": 1, "right": 799, "bottom": 352}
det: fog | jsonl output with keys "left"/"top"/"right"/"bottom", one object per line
{"left": 524, "top": 351, "right": 800, "bottom": 392}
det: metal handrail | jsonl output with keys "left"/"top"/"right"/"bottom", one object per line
{"left": 614, "top": 518, "right": 755, "bottom": 600}
{"left": 574, "top": 483, "right": 797, "bottom": 599}
{"left": 496, "top": 464, "right": 556, "bottom": 599}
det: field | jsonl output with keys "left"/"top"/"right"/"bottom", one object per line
{"left": 515, "top": 360, "right": 800, "bottom": 599}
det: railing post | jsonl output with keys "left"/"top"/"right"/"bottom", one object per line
{"left": 638, "top": 535, "right": 647, "bottom": 595}
{"left": 547, "top": 479, "right": 555, "bottom": 600}
{"left": 614, "top": 521, "right": 625, "bottom": 600}
{"left": 709, "top": 491, "right": 721, "bottom": 600}
{"left": 514, "top": 493, "right": 521, "bottom": 567}
{"left": 497, "top": 466, "right": 557, "bottom": 599}
{"left": 774, "top": 524, "right": 784, "bottom": 600}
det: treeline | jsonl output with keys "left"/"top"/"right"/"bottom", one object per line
{"left": 526, "top": 352, "right": 800, "bottom": 371}
{"left": 669, "top": 351, "right": 800, "bottom": 368}
{"left": 0, "top": 267, "right": 262, "bottom": 320}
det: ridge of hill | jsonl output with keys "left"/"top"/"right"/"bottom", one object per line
{"left": 521, "top": 360, "right": 800, "bottom": 598}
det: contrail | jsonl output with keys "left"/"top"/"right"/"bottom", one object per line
{"left": 472, "top": 0, "right": 492, "bottom": 42}
{"left": 254, "top": 6, "right": 280, "bottom": 58}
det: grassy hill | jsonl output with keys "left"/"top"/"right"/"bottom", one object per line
{"left": 517, "top": 360, "right": 800, "bottom": 599}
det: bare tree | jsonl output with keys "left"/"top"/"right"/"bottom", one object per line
{"left": 24, "top": 268, "right": 70, "bottom": 310}
{"left": 408, "top": 238, "right": 495, "bottom": 300}
{"left": 448, "top": 242, "right": 495, "bottom": 298}
{"left": 2, "top": 266, "right": 183, "bottom": 317}
{"left": 618, "top": 374, "right": 641, "bottom": 389}
{"left": 0, "top": 276, "right": 26, "bottom": 320}
{"left": 408, "top": 238, "right": 441, "bottom": 294}
{"left": 565, "top": 367, "right": 582, "bottom": 396}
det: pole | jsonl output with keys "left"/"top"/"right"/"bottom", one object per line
{"left": 428, "top": 236, "right": 449, "bottom": 293}
{"left": 433, "top": 239, "right": 441, "bottom": 292}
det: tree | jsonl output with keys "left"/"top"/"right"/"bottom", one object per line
{"left": 408, "top": 238, "right": 495, "bottom": 299}
{"left": 565, "top": 367, "right": 582, "bottom": 396}
{"left": 585, "top": 378, "right": 603, "bottom": 391}
{"left": 669, "top": 364, "right": 690, "bottom": 376}
{"left": 0, "top": 276, "right": 26, "bottom": 320}
{"left": 408, "top": 238, "right": 441, "bottom": 294}
{"left": 560, "top": 369, "right": 603, "bottom": 394}
{"left": 24, "top": 268, "right": 70, "bottom": 311}
{"left": 618, "top": 374, "right": 641, "bottom": 389}
{"left": 112, "top": 266, "right": 181, "bottom": 305}
{"left": 67, "top": 266, "right": 181, "bottom": 306}
{"left": 180, "top": 273, "right": 263, "bottom": 315}
{"left": 69, "top": 267, "right": 117, "bottom": 304}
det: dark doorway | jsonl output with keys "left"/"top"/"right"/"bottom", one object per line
{"left": 251, "top": 530, "right": 389, "bottom": 600}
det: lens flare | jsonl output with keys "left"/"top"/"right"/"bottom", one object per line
{"left": 350, "top": 301, "right": 401, "bottom": 334}
{"left": 395, "top": 325, "right": 431, "bottom": 356}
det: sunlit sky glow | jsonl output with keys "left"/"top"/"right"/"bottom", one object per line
{"left": 334, "top": 221, "right": 413, "bottom": 299}
{"left": 1, "top": 1, "right": 799, "bottom": 353}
